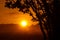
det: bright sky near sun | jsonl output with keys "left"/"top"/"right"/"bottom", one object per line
{"left": 0, "top": 0, "right": 38, "bottom": 26}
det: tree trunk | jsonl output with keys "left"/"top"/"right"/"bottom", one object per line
{"left": 36, "top": 12, "right": 47, "bottom": 40}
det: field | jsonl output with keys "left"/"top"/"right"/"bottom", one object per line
{"left": 0, "top": 24, "right": 43, "bottom": 40}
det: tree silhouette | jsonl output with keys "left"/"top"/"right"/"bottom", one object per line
{"left": 5, "top": 0, "right": 55, "bottom": 40}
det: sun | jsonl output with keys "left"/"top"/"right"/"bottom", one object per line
{"left": 20, "top": 20, "right": 27, "bottom": 27}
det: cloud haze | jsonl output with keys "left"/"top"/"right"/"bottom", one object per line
{"left": 0, "top": 0, "right": 38, "bottom": 25}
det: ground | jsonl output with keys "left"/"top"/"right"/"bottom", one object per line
{"left": 0, "top": 24, "right": 43, "bottom": 40}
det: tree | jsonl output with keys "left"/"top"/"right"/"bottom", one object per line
{"left": 5, "top": 0, "right": 54, "bottom": 40}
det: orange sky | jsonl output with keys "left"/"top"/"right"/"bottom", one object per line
{"left": 0, "top": 0, "right": 38, "bottom": 26}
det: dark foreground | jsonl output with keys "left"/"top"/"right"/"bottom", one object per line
{"left": 0, "top": 34, "right": 43, "bottom": 40}
{"left": 0, "top": 24, "right": 43, "bottom": 40}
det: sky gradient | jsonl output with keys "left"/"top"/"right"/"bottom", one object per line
{"left": 0, "top": 0, "right": 38, "bottom": 26}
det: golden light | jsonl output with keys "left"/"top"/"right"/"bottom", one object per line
{"left": 20, "top": 20, "right": 27, "bottom": 27}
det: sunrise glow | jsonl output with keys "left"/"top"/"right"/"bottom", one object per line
{"left": 20, "top": 20, "right": 27, "bottom": 27}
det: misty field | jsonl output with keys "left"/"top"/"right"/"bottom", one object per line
{"left": 0, "top": 24, "right": 43, "bottom": 40}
